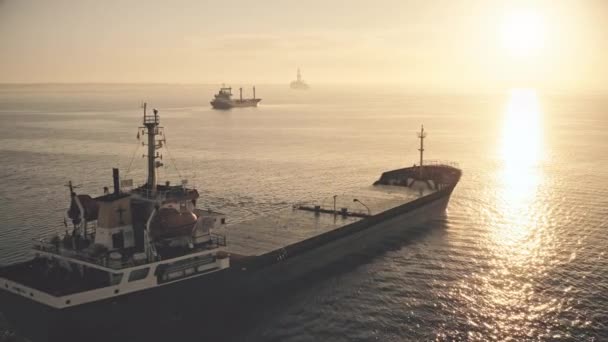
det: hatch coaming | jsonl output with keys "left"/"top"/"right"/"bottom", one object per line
{"left": 220, "top": 186, "right": 434, "bottom": 257}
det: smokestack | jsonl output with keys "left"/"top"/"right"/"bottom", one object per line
{"left": 240, "top": 87, "right": 243, "bottom": 101}
{"left": 112, "top": 168, "right": 120, "bottom": 195}
{"left": 253, "top": 86, "right": 256, "bottom": 99}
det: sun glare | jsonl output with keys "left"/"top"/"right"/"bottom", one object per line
{"left": 501, "top": 10, "right": 545, "bottom": 58}
{"left": 501, "top": 88, "right": 543, "bottom": 166}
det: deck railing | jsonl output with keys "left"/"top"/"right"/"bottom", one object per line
{"left": 130, "top": 186, "right": 197, "bottom": 201}
{"left": 32, "top": 239, "right": 105, "bottom": 266}
{"left": 143, "top": 114, "right": 160, "bottom": 125}
{"left": 33, "top": 232, "right": 227, "bottom": 270}
{"left": 422, "top": 160, "right": 460, "bottom": 168}
{"left": 130, "top": 187, "right": 171, "bottom": 200}
{"left": 211, "top": 233, "right": 227, "bottom": 247}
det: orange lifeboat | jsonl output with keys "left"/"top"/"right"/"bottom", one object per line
{"left": 149, "top": 208, "right": 197, "bottom": 240}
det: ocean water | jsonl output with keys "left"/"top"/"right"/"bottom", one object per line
{"left": 0, "top": 84, "right": 607, "bottom": 341}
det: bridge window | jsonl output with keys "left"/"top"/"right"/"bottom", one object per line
{"left": 128, "top": 268, "right": 150, "bottom": 282}
{"left": 110, "top": 273, "right": 123, "bottom": 285}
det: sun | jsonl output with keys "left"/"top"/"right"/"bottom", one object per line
{"left": 501, "top": 10, "right": 545, "bottom": 58}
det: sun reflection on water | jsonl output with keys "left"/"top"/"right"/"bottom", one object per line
{"left": 496, "top": 88, "right": 545, "bottom": 252}
{"left": 458, "top": 89, "right": 563, "bottom": 339}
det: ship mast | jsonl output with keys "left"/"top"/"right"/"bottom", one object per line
{"left": 140, "top": 103, "right": 163, "bottom": 196}
{"left": 417, "top": 125, "right": 426, "bottom": 178}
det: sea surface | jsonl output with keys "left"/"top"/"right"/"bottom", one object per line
{"left": 0, "top": 84, "right": 607, "bottom": 341}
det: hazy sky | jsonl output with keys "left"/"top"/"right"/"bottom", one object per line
{"left": 1, "top": 0, "right": 607, "bottom": 91}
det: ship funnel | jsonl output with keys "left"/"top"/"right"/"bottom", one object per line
{"left": 112, "top": 168, "right": 120, "bottom": 195}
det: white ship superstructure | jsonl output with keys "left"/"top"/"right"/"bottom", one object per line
{"left": 1, "top": 104, "right": 229, "bottom": 310}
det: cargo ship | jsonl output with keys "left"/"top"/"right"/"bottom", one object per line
{"left": 290, "top": 68, "right": 309, "bottom": 89}
{"left": 210, "top": 86, "right": 261, "bottom": 109}
{"left": 0, "top": 107, "right": 461, "bottom": 341}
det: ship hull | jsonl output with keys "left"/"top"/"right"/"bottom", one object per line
{"left": 253, "top": 192, "right": 449, "bottom": 287}
{"left": 210, "top": 99, "right": 261, "bottom": 109}
{"left": 0, "top": 267, "right": 240, "bottom": 342}
{"left": 1, "top": 186, "right": 455, "bottom": 341}
{"left": 290, "top": 82, "right": 309, "bottom": 90}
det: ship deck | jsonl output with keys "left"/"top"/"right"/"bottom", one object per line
{"left": 219, "top": 185, "right": 435, "bottom": 257}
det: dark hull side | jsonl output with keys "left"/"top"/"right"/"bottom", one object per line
{"left": 290, "top": 82, "right": 309, "bottom": 89}
{"left": 210, "top": 99, "right": 261, "bottom": 109}
{"left": 1, "top": 267, "right": 243, "bottom": 342}
{"left": 1, "top": 184, "right": 458, "bottom": 342}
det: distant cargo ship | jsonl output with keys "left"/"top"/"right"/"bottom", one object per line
{"left": 290, "top": 68, "right": 309, "bottom": 89}
{"left": 210, "top": 86, "right": 261, "bottom": 109}
{"left": 0, "top": 106, "right": 461, "bottom": 341}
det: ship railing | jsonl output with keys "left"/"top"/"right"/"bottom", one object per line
{"left": 32, "top": 239, "right": 106, "bottom": 265}
{"left": 422, "top": 160, "right": 460, "bottom": 168}
{"left": 293, "top": 202, "right": 372, "bottom": 218}
{"left": 130, "top": 187, "right": 170, "bottom": 200}
{"left": 32, "top": 238, "right": 150, "bottom": 270}
{"left": 33, "top": 236, "right": 225, "bottom": 270}
{"left": 210, "top": 233, "right": 227, "bottom": 247}
{"left": 83, "top": 221, "right": 97, "bottom": 238}
{"left": 130, "top": 186, "right": 196, "bottom": 201}
{"left": 131, "top": 187, "right": 181, "bottom": 201}
{"left": 143, "top": 114, "right": 160, "bottom": 125}
{"left": 33, "top": 239, "right": 59, "bottom": 253}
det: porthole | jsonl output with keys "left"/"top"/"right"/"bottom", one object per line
{"left": 66, "top": 300, "right": 71, "bottom": 305}
{"left": 114, "top": 289, "right": 120, "bottom": 294}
